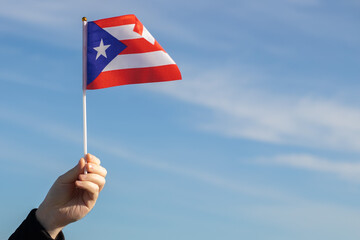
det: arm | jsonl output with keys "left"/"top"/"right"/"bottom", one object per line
{"left": 9, "top": 209, "right": 65, "bottom": 240}
{"left": 9, "top": 154, "right": 107, "bottom": 240}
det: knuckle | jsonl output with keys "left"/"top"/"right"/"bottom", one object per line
{"left": 79, "top": 174, "right": 86, "bottom": 180}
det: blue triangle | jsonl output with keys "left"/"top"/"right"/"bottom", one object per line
{"left": 87, "top": 22, "right": 127, "bottom": 85}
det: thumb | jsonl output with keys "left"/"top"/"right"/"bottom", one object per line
{"left": 58, "top": 158, "right": 85, "bottom": 183}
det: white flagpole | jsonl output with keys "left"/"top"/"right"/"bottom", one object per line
{"left": 82, "top": 17, "right": 88, "bottom": 174}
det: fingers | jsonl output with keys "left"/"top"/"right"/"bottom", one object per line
{"left": 57, "top": 159, "right": 83, "bottom": 183}
{"left": 75, "top": 180, "right": 99, "bottom": 203}
{"left": 85, "top": 153, "right": 101, "bottom": 165}
{"left": 80, "top": 154, "right": 107, "bottom": 192}
{"left": 67, "top": 154, "right": 107, "bottom": 193}
{"left": 86, "top": 162, "right": 107, "bottom": 177}
{"left": 56, "top": 154, "right": 104, "bottom": 186}
{"left": 79, "top": 173, "right": 106, "bottom": 191}
{"left": 75, "top": 180, "right": 99, "bottom": 193}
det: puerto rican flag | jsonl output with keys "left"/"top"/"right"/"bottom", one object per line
{"left": 86, "top": 15, "right": 182, "bottom": 90}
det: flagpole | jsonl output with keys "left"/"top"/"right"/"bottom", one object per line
{"left": 82, "top": 17, "right": 88, "bottom": 174}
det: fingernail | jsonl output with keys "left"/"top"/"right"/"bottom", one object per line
{"left": 88, "top": 163, "right": 93, "bottom": 170}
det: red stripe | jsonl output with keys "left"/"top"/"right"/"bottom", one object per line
{"left": 120, "top": 39, "right": 164, "bottom": 55}
{"left": 87, "top": 65, "right": 182, "bottom": 90}
{"left": 94, "top": 15, "right": 142, "bottom": 30}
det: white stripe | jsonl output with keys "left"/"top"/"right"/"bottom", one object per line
{"left": 103, "top": 24, "right": 142, "bottom": 40}
{"left": 103, "top": 51, "right": 176, "bottom": 72}
{"left": 104, "top": 24, "right": 156, "bottom": 45}
{"left": 142, "top": 26, "right": 155, "bottom": 45}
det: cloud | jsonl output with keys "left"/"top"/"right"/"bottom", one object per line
{"left": 0, "top": 138, "right": 68, "bottom": 175}
{"left": 0, "top": 0, "right": 216, "bottom": 51}
{"left": 0, "top": 70, "right": 65, "bottom": 91}
{"left": 91, "top": 137, "right": 301, "bottom": 202}
{"left": 0, "top": 1, "right": 67, "bottom": 27}
{"left": 258, "top": 153, "right": 360, "bottom": 182}
{"left": 0, "top": 106, "right": 301, "bottom": 202}
{"left": 147, "top": 66, "right": 360, "bottom": 152}
{"left": 224, "top": 0, "right": 360, "bottom": 46}
{"left": 237, "top": 203, "right": 360, "bottom": 239}
{"left": 0, "top": 106, "right": 81, "bottom": 146}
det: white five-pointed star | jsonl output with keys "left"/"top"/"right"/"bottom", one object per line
{"left": 93, "top": 39, "right": 111, "bottom": 60}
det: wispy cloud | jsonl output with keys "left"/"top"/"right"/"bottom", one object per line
{"left": 0, "top": 106, "right": 302, "bottom": 203}
{"left": 0, "top": 0, "right": 216, "bottom": 51}
{"left": 0, "top": 138, "right": 68, "bottom": 175}
{"left": 0, "top": 106, "right": 81, "bottom": 147}
{"left": 224, "top": 0, "right": 360, "bottom": 46}
{"left": 0, "top": 70, "right": 65, "bottom": 92}
{"left": 91, "top": 137, "right": 301, "bottom": 202}
{"left": 147, "top": 67, "right": 360, "bottom": 152}
{"left": 238, "top": 203, "right": 360, "bottom": 239}
{"left": 0, "top": 1, "right": 67, "bottom": 27}
{"left": 258, "top": 153, "right": 360, "bottom": 182}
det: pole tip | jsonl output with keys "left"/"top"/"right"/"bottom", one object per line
{"left": 82, "top": 17, "right": 87, "bottom": 22}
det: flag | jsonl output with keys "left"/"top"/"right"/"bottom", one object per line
{"left": 86, "top": 14, "right": 182, "bottom": 90}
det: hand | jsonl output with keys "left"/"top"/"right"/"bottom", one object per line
{"left": 36, "top": 154, "right": 107, "bottom": 238}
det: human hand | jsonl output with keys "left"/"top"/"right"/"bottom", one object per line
{"left": 36, "top": 154, "right": 107, "bottom": 239}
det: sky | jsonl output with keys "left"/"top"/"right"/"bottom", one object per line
{"left": 1, "top": 0, "right": 360, "bottom": 239}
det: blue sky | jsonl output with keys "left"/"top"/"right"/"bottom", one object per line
{"left": 1, "top": 0, "right": 360, "bottom": 239}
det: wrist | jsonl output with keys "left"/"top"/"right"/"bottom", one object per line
{"left": 36, "top": 205, "right": 64, "bottom": 239}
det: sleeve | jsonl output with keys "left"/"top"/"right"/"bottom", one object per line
{"left": 9, "top": 209, "right": 65, "bottom": 240}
